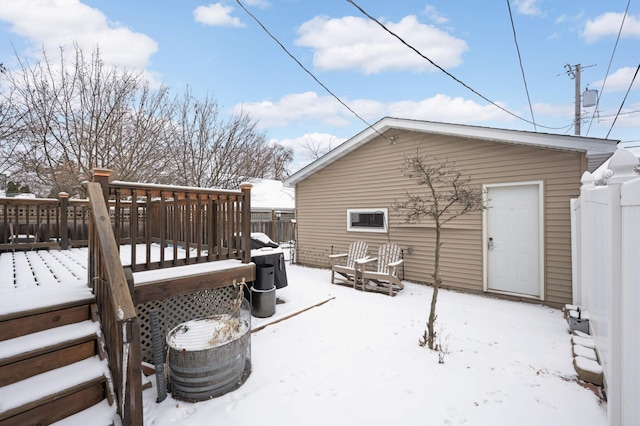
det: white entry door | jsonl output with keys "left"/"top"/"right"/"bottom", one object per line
{"left": 485, "top": 183, "right": 543, "bottom": 298}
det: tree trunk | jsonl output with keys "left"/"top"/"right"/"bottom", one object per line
{"left": 427, "top": 221, "right": 442, "bottom": 350}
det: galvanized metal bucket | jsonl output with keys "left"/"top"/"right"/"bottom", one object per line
{"left": 167, "top": 301, "right": 251, "bottom": 401}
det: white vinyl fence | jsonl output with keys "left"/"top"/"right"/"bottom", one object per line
{"left": 571, "top": 148, "right": 640, "bottom": 426}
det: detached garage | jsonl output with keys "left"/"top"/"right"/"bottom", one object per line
{"left": 284, "top": 117, "right": 618, "bottom": 306}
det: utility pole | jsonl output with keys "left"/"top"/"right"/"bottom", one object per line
{"left": 564, "top": 63, "right": 581, "bottom": 135}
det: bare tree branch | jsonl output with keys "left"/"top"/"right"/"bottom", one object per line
{"left": 0, "top": 46, "right": 292, "bottom": 195}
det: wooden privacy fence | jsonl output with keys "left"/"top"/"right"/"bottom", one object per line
{"left": 250, "top": 211, "right": 296, "bottom": 243}
{"left": 571, "top": 148, "right": 640, "bottom": 426}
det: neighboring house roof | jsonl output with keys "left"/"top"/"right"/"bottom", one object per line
{"left": 284, "top": 117, "right": 620, "bottom": 187}
{"left": 249, "top": 178, "right": 295, "bottom": 211}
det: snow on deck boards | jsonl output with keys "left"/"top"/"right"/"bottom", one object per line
{"left": 50, "top": 399, "right": 116, "bottom": 426}
{"left": 0, "top": 245, "right": 251, "bottom": 315}
{"left": 0, "top": 284, "right": 94, "bottom": 317}
{"left": 133, "top": 259, "right": 247, "bottom": 284}
{"left": 0, "top": 248, "right": 88, "bottom": 293}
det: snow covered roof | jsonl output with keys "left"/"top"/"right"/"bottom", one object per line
{"left": 284, "top": 117, "right": 620, "bottom": 187}
{"left": 248, "top": 178, "right": 295, "bottom": 212}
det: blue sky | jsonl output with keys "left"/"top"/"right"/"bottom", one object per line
{"left": 1, "top": 0, "right": 638, "bottom": 171}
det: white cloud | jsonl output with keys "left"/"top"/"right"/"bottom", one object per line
{"left": 422, "top": 5, "right": 449, "bottom": 24}
{"left": 591, "top": 67, "right": 640, "bottom": 93}
{"left": 514, "top": 0, "right": 543, "bottom": 16}
{"left": 606, "top": 102, "right": 640, "bottom": 129}
{"left": 257, "top": 92, "right": 520, "bottom": 172}
{"left": 193, "top": 3, "right": 245, "bottom": 28}
{"left": 233, "top": 91, "right": 384, "bottom": 128}
{"left": 295, "top": 15, "right": 467, "bottom": 74}
{"left": 582, "top": 12, "right": 640, "bottom": 43}
{"left": 234, "top": 91, "right": 514, "bottom": 131}
{"left": 387, "top": 94, "right": 515, "bottom": 123}
{"left": 272, "top": 132, "right": 347, "bottom": 171}
{"left": 0, "top": 0, "right": 157, "bottom": 69}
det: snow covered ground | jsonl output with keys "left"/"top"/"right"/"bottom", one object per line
{"left": 142, "top": 263, "right": 607, "bottom": 426}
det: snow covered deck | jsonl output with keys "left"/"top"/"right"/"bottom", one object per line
{"left": 0, "top": 248, "right": 92, "bottom": 317}
{"left": 0, "top": 244, "right": 254, "bottom": 317}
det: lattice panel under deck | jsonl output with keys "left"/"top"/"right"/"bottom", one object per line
{"left": 136, "top": 284, "right": 243, "bottom": 364}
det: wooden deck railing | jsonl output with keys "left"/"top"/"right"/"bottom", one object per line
{"left": 0, "top": 194, "right": 90, "bottom": 251}
{"left": 91, "top": 169, "right": 252, "bottom": 272}
{"left": 1, "top": 179, "right": 253, "bottom": 268}
{"left": 86, "top": 181, "right": 142, "bottom": 425}
{"left": 4, "top": 171, "right": 254, "bottom": 424}
{"left": 85, "top": 170, "right": 253, "bottom": 424}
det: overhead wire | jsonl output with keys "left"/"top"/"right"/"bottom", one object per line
{"left": 346, "top": 0, "right": 570, "bottom": 130}
{"left": 237, "top": 0, "right": 591, "bottom": 135}
{"left": 605, "top": 63, "right": 639, "bottom": 138}
{"left": 585, "top": 0, "right": 631, "bottom": 136}
{"left": 597, "top": 108, "right": 640, "bottom": 119}
{"left": 234, "top": 0, "right": 390, "bottom": 141}
{"left": 506, "top": 0, "right": 537, "bottom": 131}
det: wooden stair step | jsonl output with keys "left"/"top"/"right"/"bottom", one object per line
{"left": 0, "top": 285, "right": 94, "bottom": 321}
{"left": 0, "top": 320, "right": 100, "bottom": 363}
{"left": 0, "top": 356, "right": 107, "bottom": 422}
{"left": 0, "top": 320, "right": 101, "bottom": 386}
{"left": 50, "top": 399, "right": 117, "bottom": 426}
{"left": 0, "top": 303, "right": 92, "bottom": 341}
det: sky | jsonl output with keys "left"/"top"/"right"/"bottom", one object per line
{"left": 0, "top": 0, "right": 638, "bottom": 172}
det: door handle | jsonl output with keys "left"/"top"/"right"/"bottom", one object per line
{"left": 488, "top": 237, "right": 494, "bottom": 251}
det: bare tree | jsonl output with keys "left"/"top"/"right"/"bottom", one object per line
{"left": 166, "top": 92, "right": 276, "bottom": 189}
{"left": 107, "top": 83, "right": 176, "bottom": 184}
{"left": 393, "top": 147, "right": 485, "bottom": 350}
{"left": 1, "top": 46, "right": 290, "bottom": 195}
{"left": 267, "top": 142, "right": 293, "bottom": 180}
{"left": 2, "top": 45, "right": 174, "bottom": 196}
{"left": 301, "top": 135, "right": 338, "bottom": 161}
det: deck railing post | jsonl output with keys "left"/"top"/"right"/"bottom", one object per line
{"left": 58, "top": 192, "right": 69, "bottom": 250}
{"left": 91, "top": 168, "right": 113, "bottom": 204}
{"left": 240, "top": 183, "right": 252, "bottom": 264}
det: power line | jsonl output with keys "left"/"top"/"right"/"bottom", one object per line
{"left": 585, "top": 0, "right": 631, "bottom": 136}
{"left": 506, "top": 0, "right": 536, "bottom": 131}
{"left": 234, "top": 0, "right": 389, "bottom": 141}
{"left": 606, "top": 63, "right": 639, "bottom": 138}
{"left": 597, "top": 108, "right": 640, "bottom": 119}
{"left": 346, "top": 0, "right": 567, "bottom": 130}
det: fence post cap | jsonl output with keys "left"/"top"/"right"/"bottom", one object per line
{"left": 580, "top": 171, "right": 595, "bottom": 188}
{"left": 58, "top": 192, "right": 69, "bottom": 199}
{"left": 608, "top": 148, "right": 638, "bottom": 183}
{"left": 240, "top": 182, "right": 253, "bottom": 190}
{"left": 91, "top": 168, "right": 113, "bottom": 178}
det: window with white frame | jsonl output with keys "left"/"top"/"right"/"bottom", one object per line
{"left": 347, "top": 208, "right": 388, "bottom": 233}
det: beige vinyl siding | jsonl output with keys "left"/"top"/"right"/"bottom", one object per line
{"left": 295, "top": 130, "right": 584, "bottom": 306}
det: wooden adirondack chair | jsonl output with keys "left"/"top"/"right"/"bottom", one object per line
{"left": 356, "top": 243, "right": 404, "bottom": 296}
{"left": 328, "top": 241, "right": 368, "bottom": 285}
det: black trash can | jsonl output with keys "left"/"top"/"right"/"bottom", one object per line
{"left": 250, "top": 286, "right": 276, "bottom": 318}
{"left": 255, "top": 264, "right": 275, "bottom": 290}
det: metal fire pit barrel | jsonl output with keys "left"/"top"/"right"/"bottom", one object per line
{"left": 167, "top": 307, "right": 251, "bottom": 402}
